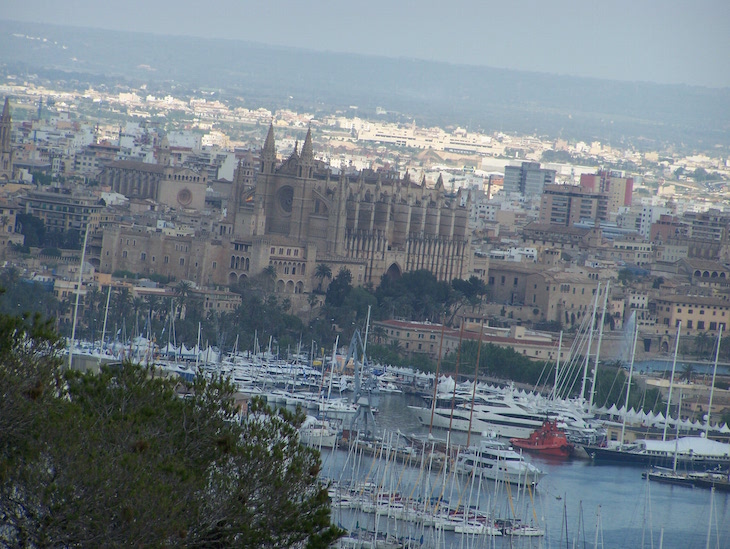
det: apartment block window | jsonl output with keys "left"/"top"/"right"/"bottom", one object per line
{"left": 122, "top": 251, "right": 127, "bottom": 258}
{"left": 164, "top": 256, "right": 169, "bottom": 264}
{"left": 698, "top": 321, "right": 705, "bottom": 330}
{"left": 687, "top": 320, "right": 693, "bottom": 329}
{"left": 140, "top": 252, "right": 146, "bottom": 261}
{"left": 180, "top": 258, "right": 185, "bottom": 266}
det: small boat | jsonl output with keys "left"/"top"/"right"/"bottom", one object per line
{"left": 641, "top": 467, "right": 694, "bottom": 488}
{"left": 494, "top": 518, "right": 545, "bottom": 537}
{"left": 688, "top": 467, "right": 730, "bottom": 492}
{"left": 510, "top": 419, "right": 574, "bottom": 458}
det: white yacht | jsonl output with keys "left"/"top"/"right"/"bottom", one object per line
{"left": 454, "top": 435, "right": 545, "bottom": 486}
{"left": 299, "top": 416, "right": 339, "bottom": 448}
{"left": 410, "top": 388, "right": 601, "bottom": 441}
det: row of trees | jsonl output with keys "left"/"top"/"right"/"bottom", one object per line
{"left": 0, "top": 295, "right": 342, "bottom": 547}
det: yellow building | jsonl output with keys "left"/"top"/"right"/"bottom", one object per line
{"left": 654, "top": 295, "right": 729, "bottom": 335}
{"left": 373, "top": 319, "right": 561, "bottom": 362}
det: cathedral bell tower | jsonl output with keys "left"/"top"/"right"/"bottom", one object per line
{"left": 0, "top": 97, "right": 14, "bottom": 181}
{"left": 260, "top": 124, "right": 277, "bottom": 174}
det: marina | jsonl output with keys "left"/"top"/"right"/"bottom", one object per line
{"left": 318, "top": 393, "right": 730, "bottom": 548}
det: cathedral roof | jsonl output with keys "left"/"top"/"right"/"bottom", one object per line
{"left": 105, "top": 160, "right": 167, "bottom": 174}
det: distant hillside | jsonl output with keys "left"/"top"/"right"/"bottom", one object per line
{"left": 1, "top": 19, "right": 729, "bottom": 152}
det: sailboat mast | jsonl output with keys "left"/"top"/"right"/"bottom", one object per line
{"left": 99, "top": 284, "right": 112, "bottom": 364}
{"left": 589, "top": 280, "right": 610, "bottom": 413}
{"left": 553, "top": 330, "right": 563, "bottom": 400}
{"left": 466, "top": 323, "right": 484, "bottom": 448}
{"left": 705, "top": 487, "right": 715, "bottom": 549}
{"left": 620, "top": 319, "right": 640, "bottom": 448}
{"left": 581, "top": 282, "right": 601, "bottom": 401}
{"left": 428, "top": 318, "right": 447, "bottom": 436}
{"left": 706, "top": 325, "right": 723, "bottom": 435}
{"left": 447, "top": 322, "right": 465, "bottom": 436}
{"left": 663, "top": 321, "right": 682, "bottom": 442}
{"left": 68, "top": 222, "right": 91, "bottom": 370}
{"left": 672, "top": 389, "right": 682, "bottom": 473}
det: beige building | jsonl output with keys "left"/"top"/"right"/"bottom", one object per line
{"left": 524, "top": 270, "right": 607, "bottom": 329}
{"left": 18, "top": 188, "right": 104, "bottom": 233}
{"left": 607, "top": 237, "right": 653, "bottom": 266}
{"left": 654, "top": 295, "right": 729, "bottom": 335}
{"left": 486, "top": 261, "right": 543, "bottom": 305}
{"left": 374, "top": 319, "right": 562, "bottom": 362}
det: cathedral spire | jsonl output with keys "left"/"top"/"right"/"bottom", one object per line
{"left": 261, "top": 123, "right": 277, "bottom": 174}
{"left": 300, "top": 127, "right": 314, "bottom": 164}
{"left": 263, "top": 123, "right": 276, "bottom": 156}
{"left": 298, "top": 127, "right": 314, "bottom": 178}
{"left": 436, "top": 173, "right": 445, "bottom": 192}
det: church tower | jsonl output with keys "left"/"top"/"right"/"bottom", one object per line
{"left": 155, "top": 134, "right": 171, "bottom": 167}
{"left": 0, "top": 97, "right": 14, "bottom": 181}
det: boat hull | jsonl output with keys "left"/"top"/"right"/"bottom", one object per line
{"left": 585, "top": 445, "right": 730, "bottom": 470}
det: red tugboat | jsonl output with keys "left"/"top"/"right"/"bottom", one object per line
{"left": 510, "top": 419, "right": 574, "bottom": 458}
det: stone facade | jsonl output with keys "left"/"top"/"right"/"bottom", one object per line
{"left": 99, "top": 126, "right": 473, "bottom": 300}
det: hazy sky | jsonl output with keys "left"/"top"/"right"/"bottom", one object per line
{"left": 5, "top": 0, "right": 730, "bottom": 88}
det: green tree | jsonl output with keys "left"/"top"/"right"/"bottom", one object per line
{"left": 326, "top": 267, "right": 353, "bottom": 308}
{"left": 0, "top": 309, "right": 342, "bottom": 547}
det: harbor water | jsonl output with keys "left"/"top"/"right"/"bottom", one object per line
{"left": 314, "top": 393, "right": 730, "bottom": 548}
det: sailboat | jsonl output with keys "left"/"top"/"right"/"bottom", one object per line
{"left": 588, "top": 324, "right": 730, "bottom": 469}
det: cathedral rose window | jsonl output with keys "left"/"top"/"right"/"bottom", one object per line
{"left": 277, "top": 186, "right": 294, "bottom": 214}
{"left": 177, "top": 188, "right": 193, "bottom": 206}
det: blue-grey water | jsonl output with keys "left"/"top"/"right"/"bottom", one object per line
{"left": 316, "top": 393, "right": 730, "bottom": 548}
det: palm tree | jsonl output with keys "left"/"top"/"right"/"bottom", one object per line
{"left": 174, "top": 281, "right": 192, "bottom": 319}
{"left": 314, "top": 263, "right": 332, "bottom": 293}
{"left": 111, "top": 288, "right": 132, "bottom": 325}
{"left": 681, "top": 363, "right": 695, "bottom": 383}
{"left": 695, "top": 331, "right": 711, "bottom": 357}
